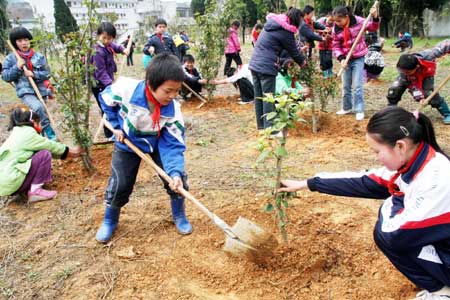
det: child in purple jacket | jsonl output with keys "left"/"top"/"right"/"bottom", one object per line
{"left": 332, "top": 6, "right": 379, "bottom": 121}
{"left": 224, "top": 20, "right": 242, "bottom": 76}
{"left": 91, "top": 22, "right": 129, "bottom": 138}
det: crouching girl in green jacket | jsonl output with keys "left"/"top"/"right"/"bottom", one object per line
{"left": 0, "top": 106, "right": 81, "bottom": 202}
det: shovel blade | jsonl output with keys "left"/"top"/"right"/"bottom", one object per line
{"left": 223, "top": 217, "right": 278, "bottom": 263}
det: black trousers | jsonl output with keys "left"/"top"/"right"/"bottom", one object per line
{"left": 224, "top": 53, "right": 242, "bottom": 75}
{"left": 105, "top": 146, "right": 189, "bottom": 209}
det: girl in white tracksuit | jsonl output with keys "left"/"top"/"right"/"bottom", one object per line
{"left": 280, "top": 106, "right": 450, "bottom": 300}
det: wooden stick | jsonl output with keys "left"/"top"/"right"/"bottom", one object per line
{"left": 418, "top": 72, "right": 450, "bottom": 111}
{"left": 337, "top": 1, "right": 379, "bottom": 77}
{"left": 117, "top": 33, "right": 133, "bottom": 78}
{"left": 6, "top": 40, "right": 63, "bottom": 141}
{"left": 182, "top": 82, "right": 207, "bottom": 104}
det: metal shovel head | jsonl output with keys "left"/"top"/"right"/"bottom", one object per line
{"left": 223, "top": 217, "right": 278, "bottom": 263}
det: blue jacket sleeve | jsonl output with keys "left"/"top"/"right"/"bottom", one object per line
{"left": 281, "top": 33, "right": 305, "bottom": 67}
{"left": 143, "top": 38, "right": 154, "bottom": 55}
{"left": 99, "top": 88, "right": 121, "bottom": 130}
{"left": 158, "top": 124, "right": 186, "bottom": 178}
{"left": 32, "top": 55, "right": 50, "bottom": 82}
{"left": 307, "top": 173, "right": 390, "bottom": 199}
{"left": 300, "top": 24, "right": 323, "bottom": 42}
{"left": 1, "top": 54, "right": 23, "bottom": 82}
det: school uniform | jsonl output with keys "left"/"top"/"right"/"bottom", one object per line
{"left": 307, "top": 143, "right": 450, "bottom": 292}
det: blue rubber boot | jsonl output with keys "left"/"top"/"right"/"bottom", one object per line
{"left": 170, "top": 196, "right": 192, "bottom": 235}
{"left": 95, "top": 206, "right": 120, "bottom": 243}
{"left": 437, "top": 101, "right": 450, "bottom": 125}
{"left": 43, "top": 126, "right": 57, "bottom": 141}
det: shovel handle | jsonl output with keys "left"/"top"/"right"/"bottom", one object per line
{"left": 182, "top": 82, "right": 207, "bottom": 104}
{"left": 102, "top": 119, "right": 235, "bottom": 233}
{"left": 337, "top": 0, "right": 379, "bottom": 77}
{"left": 418, "top": 72, "right": 450, "bottom": 111}
{"left": 6, "top": 40, "right": 63, "bottom": 141}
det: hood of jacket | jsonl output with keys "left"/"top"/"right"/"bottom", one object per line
{"left": 265, "top": 13, "right": 298, "bottom": 33}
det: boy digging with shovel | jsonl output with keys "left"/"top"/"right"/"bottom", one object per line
{"left": 95, "top": 53, "right": 192, "bottom": 243}
{"left": 387, "top": 39, "right": 450, "bottom": 124}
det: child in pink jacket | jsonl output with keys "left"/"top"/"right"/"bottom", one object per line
{"left": 332, "top": 5, "right": 379, "bottom": 121}
{"left": 224, "top": 20, "right": 242, "bottom": 75}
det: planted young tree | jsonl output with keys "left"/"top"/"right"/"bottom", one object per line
{"left": 256, "top": 92, "right": 307, "bottom": 241}
{"left": 52, "top": 0, "right": 98, "bottom": 172}
{"left": 194, "top": 0, "right": 226, "bottom": 101}
{"left": 54, "top": 0, "right": 79, "bottom": 42}
{"left": 290, "top": 59, "right": 338, "bottom": 133}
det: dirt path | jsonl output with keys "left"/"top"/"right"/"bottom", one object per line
{"left": 1, "top": 48, "right": 450, "bottom": 300}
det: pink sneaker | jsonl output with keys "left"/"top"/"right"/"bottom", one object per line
{"left": 28, "top": 188, "right": 57, "bottom": 203}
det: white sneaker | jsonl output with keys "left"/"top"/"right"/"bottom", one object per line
{"left": 336, "top": 109, "right": 352, "bottom": 115}
{"left": 355, "top": 112, "right": 365, "bottom": 121}
{"left": 238, "top": 100, "right": 254, "bottom": 105}
{"left": 411, "top": 290, "right": 450, "bottom": 300}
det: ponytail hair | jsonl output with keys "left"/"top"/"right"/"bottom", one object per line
{"left": 8, "top": 105, "right": 40, "bottom": 131}
{"left": 367, "top": 106, "right": 447, "bottom": 158}
{"left": 332, "top": 5, "right": 353, "bottom": 18}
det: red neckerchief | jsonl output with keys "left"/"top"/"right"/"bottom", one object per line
{"left": 291, "top": 76, "right": 297, "bottom": 88}
{"left": 189, "top": 68, "right": 194, "bottom": 75}
{"left": 145, "top": 84, "right": 161, "bottom": 137}
{"left": 343, "top": 26, "right": 350, "bottom": 50}
{"left": 17, "top": 48, "right": 35, "bottom": 70}
{"left": 305, "top": 17, "right": 314, "bottom": 30}
{"left": 387, "top": 142, "right": 424, "bottom": 196}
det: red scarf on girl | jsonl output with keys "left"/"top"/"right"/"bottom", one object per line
{"left": 145, "top": 84, "right": 161, "bottom": 137}
{"left": 17, "top": 48, "right": 35, "bottom": 70}
{"left": 387, "top": 142, "right": 425, "bottom": 196}
{"left": 343, "top": 26, "right": 350, "bottom": 49}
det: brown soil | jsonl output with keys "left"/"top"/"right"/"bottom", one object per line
{"left": 2, "top": 49, "right": 450, "bottom": 300}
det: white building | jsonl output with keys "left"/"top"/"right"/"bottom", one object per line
{"left": 6, "top": 0, "right": 39, "bottom": 30}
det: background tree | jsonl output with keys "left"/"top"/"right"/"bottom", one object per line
{"left": 102, "top": 12, "right": 118, "bottom": 24}
{"left": 0, "top": 0, "right": 10, "bottom": 54}
{"left": 191, "top": 0, "right": 206, "bottom": 15}
{"left": 193, "top": 0, "right": 226, "bottom": 101}
{"left": 54, "top": 0, "right": 79, "bottom": 42}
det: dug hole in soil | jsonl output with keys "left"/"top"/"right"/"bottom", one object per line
{"left": 1, "top": 94, "right": 429, "bottom": 300}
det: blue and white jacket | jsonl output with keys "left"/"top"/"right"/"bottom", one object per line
{"left": 99, "top": 77, "right": 186, "bottom": 178}
{"left": 307, "top": 143, "right": 450, "bottom": 263}
{"left": 1, "top": 51, "right": 51, "bottom": 98}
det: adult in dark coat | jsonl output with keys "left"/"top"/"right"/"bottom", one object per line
{"left": 249, "top": 8, "right": 306, "bottom": 131}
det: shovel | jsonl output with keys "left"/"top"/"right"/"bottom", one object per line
{"left": 103, "top": 120, "right": 278, "bottom": 262}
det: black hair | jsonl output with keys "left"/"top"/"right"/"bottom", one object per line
{"left": 332, "top": 6, "right": 353, "bottom": 18}
{"left": 97, "top": 22, "right": 117, "bottom": 38}
{"left": 303, "top": 5, "right": 314, "bottom": 15}
{"left": 8, "top": 106, "right": 40, "bottom": 131}
{"left": 255, "top": 23, "right": 263, "bottom": 30}
{"left": 367, "top": 106, "right": 447, "bottom": 157}
{"left": 183, "top": 54, "right": 195, "bottom": 63}
{"left": 127, "top": 35, "right": 130, "bottom": 38}
{"left": 286, "top": 7, "right": 304, "bottom": 28}
{"left": 9, "top": 27, "right": 33, "bottom": 49}
{"left": 145, "top": 53, "right": 185, "bottom": 91}
{"left": 397, "top": 54, "right": 419, "bottom": 70}
{"left": 280, "top": 59, "right": 293, "bottom": 75}
{"left": 155, "top": 18, "right": 167, "bottom": 27}
{"left": 231, "top": 20, "right": 241, "bottom": 28}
